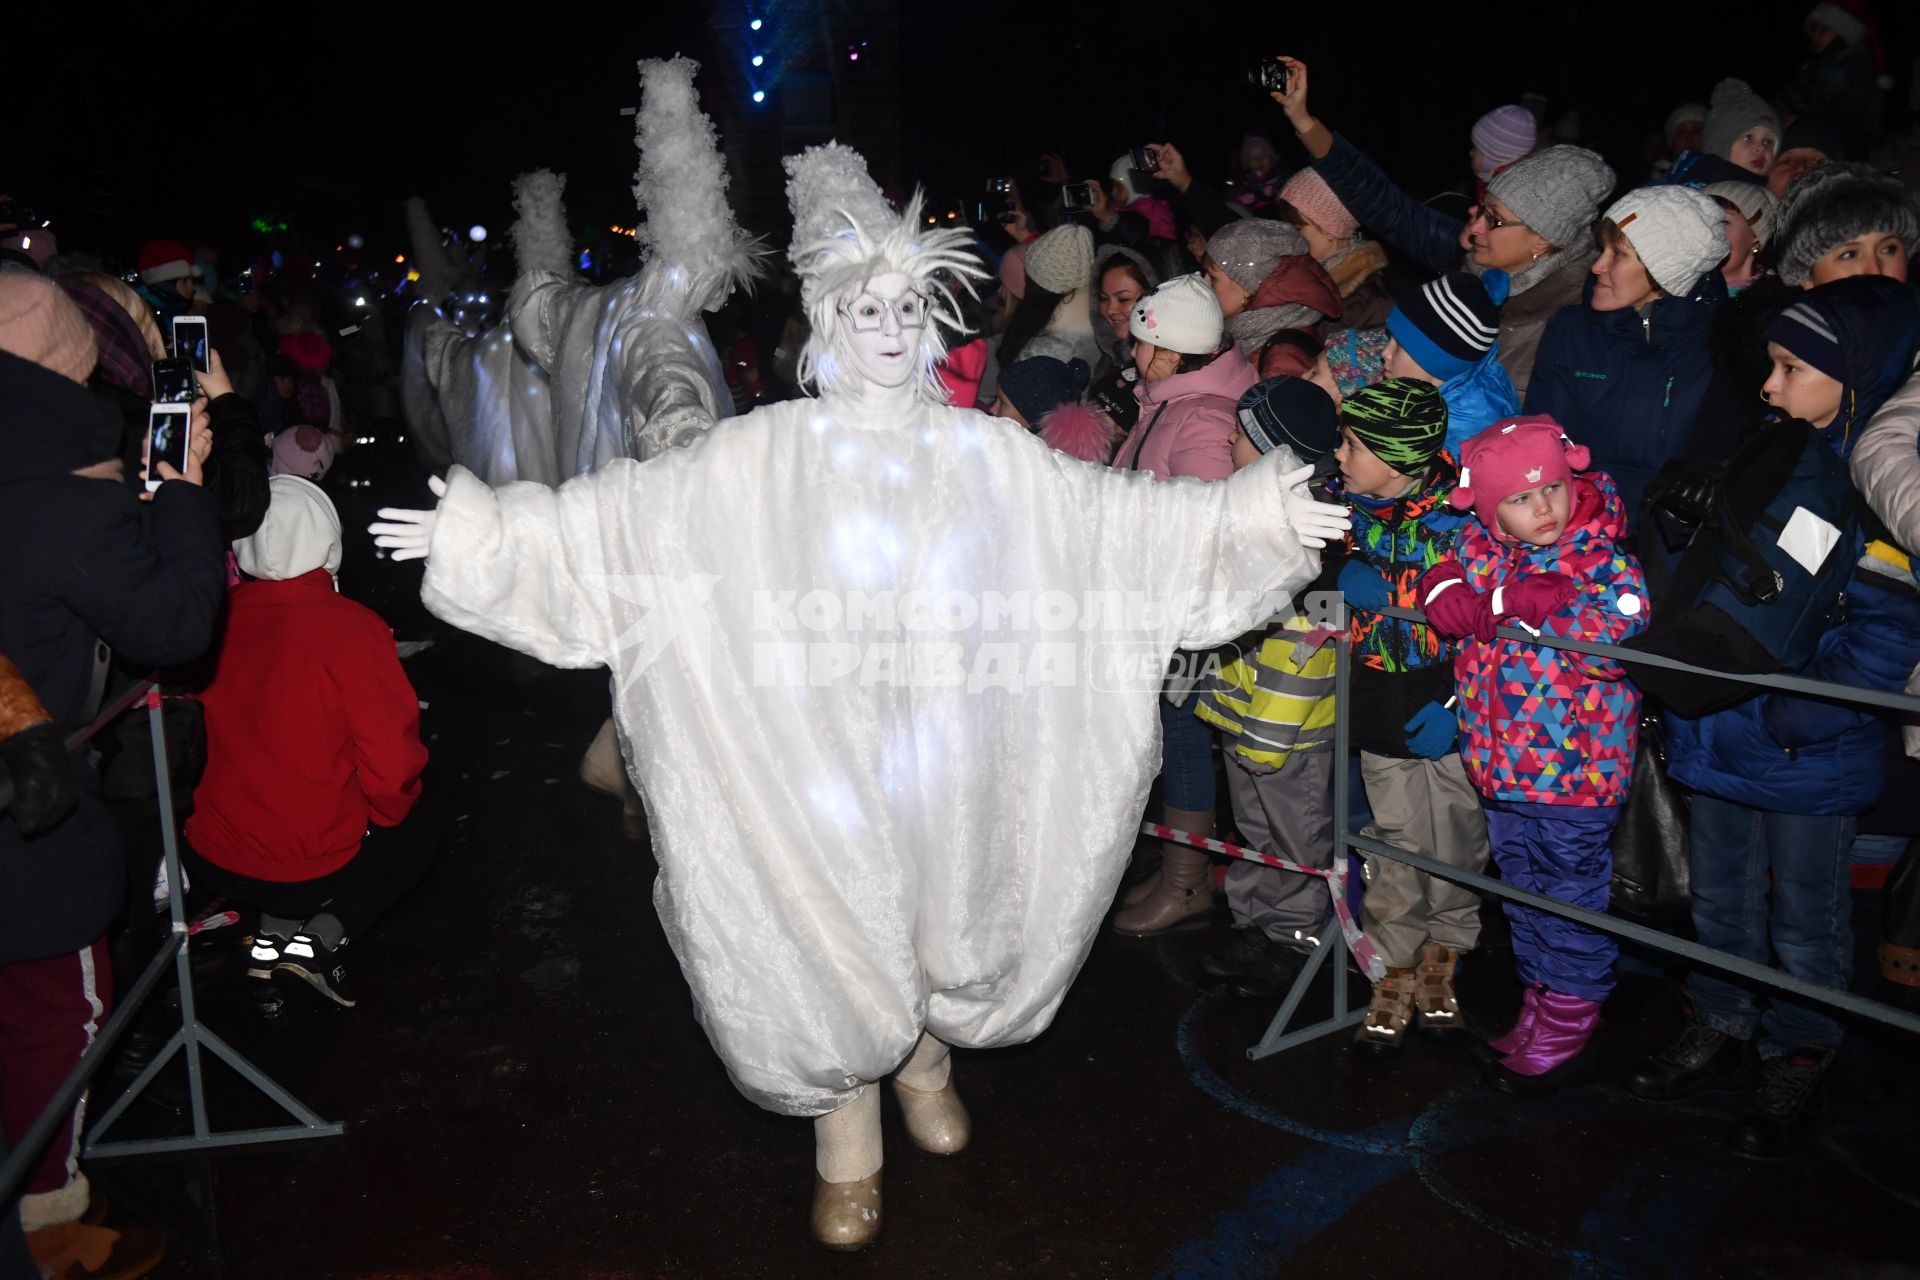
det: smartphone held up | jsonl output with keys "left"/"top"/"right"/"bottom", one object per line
{"left": 171, "top": 315, "right": 210, "bottom": 373}
{"left": 145, "top": 403, "right": 191, "bottom": 493}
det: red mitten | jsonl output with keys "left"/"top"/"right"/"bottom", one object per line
{"left": 1418, "top": 563, "right": 1490, "bottom": 642}
{"left": 1494, "top": 572, "right": 1578, "bottom": 631}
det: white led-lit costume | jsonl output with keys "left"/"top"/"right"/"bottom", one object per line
{"left": 379, "top": 141, "right": 1342, "bottom": 1247}
{"left": 400, "top": 56, "right": 759, "bottom": 485}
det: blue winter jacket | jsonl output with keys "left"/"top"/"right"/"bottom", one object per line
{"left": 1666, "top": 545, "right": 1920, "bottom": 816}
{"left": 1311, "top": 132, "right": 1462, "bottom": 276}
{"left": 1440, "top": 352, "right": 1522, "bottom": 455}
{"left": 1522, "top": 271, "right": 1727, "bottom": 518}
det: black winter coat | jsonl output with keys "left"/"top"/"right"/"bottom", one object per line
{"left": 0, "top": 351, "right": 225, "bottom": 964}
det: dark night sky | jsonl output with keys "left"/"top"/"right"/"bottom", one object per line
{"left": 9, "top": 0, "right": 1909, "bottom": 266}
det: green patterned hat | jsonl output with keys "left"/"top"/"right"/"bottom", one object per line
{"left": 1338, "top": 377, "right": 1448, "bottom": 472}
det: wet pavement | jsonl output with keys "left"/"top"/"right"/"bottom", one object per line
{"left": 83, "top": 467, "right": 1920, "bottom": 1279}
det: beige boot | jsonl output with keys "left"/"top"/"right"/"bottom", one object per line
{"left": 1352, "top": 966, "right": 1418, "bottom": 1053}
{"left": 1119, "top": 867, "right": 1160, "bottom": 908}
{"left": 892, "top": 1031, "right": 969, "bottom": 1155}
{"left": 811, "top": 1088, "right": 883, "bottom": 1251}
{"left": 1111, "top": 811, "right": 1218, "bottom": 937}
{"left": 1415, "top": 943, "right": 1466, "bottom": 1034}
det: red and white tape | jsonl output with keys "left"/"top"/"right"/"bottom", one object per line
{"left": 1139, "top": 822, "right": 1385, "bottom": 982}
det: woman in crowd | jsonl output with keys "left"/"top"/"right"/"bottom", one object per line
{"left": 1109, "top": 274, "right": 1259, "bottom": 937}
{"left": 1790, "top": 2, "right": 1884, "bottom": 145}
{"left": 1633, "top": 276, "right": 1920, "bottom": 1159}
{"left": 997, "top": 223, "right": 1100, "bottom": 370}
{"left": 1524, "top": 185, "right": 1730, "bottom": 516}
{"left": 1704, "top": 181, "right": 1776, "bottom": 295}
{"left": 1090, "top": 244, "right": 1160, "bottom": 385}
{"left": 1201, "top": 219, "right": 1341, "bottom": 379}
{"left": 1278, "top": 169, "right": 1393, "bottom": 329}
{"left": 1267, "top": 56, "right": 1615, "bottom": 397}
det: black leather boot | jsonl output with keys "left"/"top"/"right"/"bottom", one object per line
{"left": 1727, "top": 1046, "right": 1833, "bottom": 1160}
{"left": 1624, "top": 1016, "right": 1756, "bottom": 1101}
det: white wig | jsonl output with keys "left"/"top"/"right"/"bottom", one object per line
{"left": 784, "top": 143, "right": 988, "bottom": 403}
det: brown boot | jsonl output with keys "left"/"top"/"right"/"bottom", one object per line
{"left": 1351, "top": 966, "right": 1417, "bottom": 1053}
{"left": 1111, "top": 844, "right": 1217, "bottom": 938}
{"left": 1415, "top": 943, "right": 1466, "bottom": 1034}
{"left": 1119, "top": 867, "right": 1160, "bottom": 908}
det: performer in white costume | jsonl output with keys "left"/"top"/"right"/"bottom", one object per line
{"left": 401, "top": 56, "right": 761, "bottom": 486}
{"left": 372, "top": 143, "right": 1349, "bottom": 1249}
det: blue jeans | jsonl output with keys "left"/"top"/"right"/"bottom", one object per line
{"left": 1685, "top": 794, "right": 1856, "bottom": 1056}
{"left": 1160, "top": 696, "right": 1216, "bottom": 812}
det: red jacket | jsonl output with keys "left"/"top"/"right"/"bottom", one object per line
{"left": 187, "top": 569, "right": 426, "bottom": 881}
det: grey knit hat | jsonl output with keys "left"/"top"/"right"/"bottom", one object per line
{"left": 1205, "top": 218, "right": 1309, "bottom": 293}
{"left": 1700, "top": 78, "right": 1779, "bottom": 163}
{"left": 1604, "top": 187, "right": 1729, "bottom": 296}
{"left": 1771, "top": 162, "right": 1920, "bottom": 286}
{"left": 1701, "top": 180, "right": 1778, "bottom": 246}
{"left": 1023, "top": 223, "right": 1095, "bottom": 295}
{"left": 1485, "top": 145, "right": 1616, "bottom": 249}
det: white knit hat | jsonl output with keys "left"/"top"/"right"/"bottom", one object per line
{"left": 1023, "top": 223, "right": 1095, "bottom": 295}
{"left": 1604, "top": 186, "right": 1729, "bottom": 297}
{"left": 1128, "top": 273, "right": 1223, "bottom": 355}
{"left": 1700, "top": 180, "right": 1779, "bottom": 246}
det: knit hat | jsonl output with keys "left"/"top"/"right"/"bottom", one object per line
{"left": 1205, "top": 218, "right": 1310, "bottom": 294}
{"left": 0, "top": 271, "right": 98, "bottom": 384}
{"left": 1322, "top": 326, "right": 1389, "bottom": 397}
{"left": 1472, "top": 106, "right": 1538, "bottom": 173}
{"left": 1701, "top": 180, "right": 1778, "bottom": 245}
{"left": 269, "top": 425, "right": 338, "bottom": 483}
{"left": 1023, "top": 223, "right": 1095, "bottom": 295}
{"left": 1384, "top": 273, "right": 1501, "bottom": 382}
{"left": 235, "top": 475, "right": 342, "bottom": 582}
{"left": 1701, "top": 79, "right": 1779, "bottom": 164}
{"left": 1602, "top": 186, "right": 1729, "bottom": 296}
{"left": 1806, "top": 1, "right": 1866, "bottom": 46}
{"left": 1279, "top": 169, "right": 1358, "bottom": 242}
{"left": 280, "top": 330, "right": 333, "bottom": 373}
{"left": 136, "top": 239, "right": 201, "bottom": 286}
{"left": 1338, "top": 378, "right": 1449, "bottom": 472}
{"left": 998, "top": 242, "right": 1028, "bottom": 301}
{"left": 1451, "top": 415, "right": 1591, "bottom": 534}
{"left": 1771, "top": 162, "right": 1920, "bottom": 286}
{"left": 1664, "top": 102, "right": 1709, "bottom": 145}
{"left": 1765, "top": 276, "right": 1920, "bottom": 440}
{"left": 1129, "top": 273, "right": 1223, "bottom": 355}
{"left": 1237, "top": 376, "right": 1339, "bottom": 462}
{"left": 1485, "top": 146, "right": 1616, "bottom": 249}
{"left": 999, "top": 355, "right": 1090, "bottom": 423}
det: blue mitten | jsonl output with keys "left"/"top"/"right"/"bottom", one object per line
{"left": 1403, "top": 700, "right": 1459, "bottom": 759}
{"left": 1338, "top": 559, "right": 1393, "bottom": 611}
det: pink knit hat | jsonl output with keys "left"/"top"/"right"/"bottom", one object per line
{"left": 1279, "top": 169, "right": 1359, "bottom": 242}
{"left": 1451, "top": 415, "right": 1590, "bottom": 534}
{"left": 269, "top": 425, "right": 337, "bottom": 482}
{"left": 999, "top": 242, "right": 1028, "bottom": 301}
{"left": 1471, "top": 105, "right": 1539, "bottom": 173}
{"left": 0, "top": 272, "right": 98, "bottom": 384}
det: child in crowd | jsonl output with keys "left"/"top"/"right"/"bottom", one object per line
{"left": 1327, "top": 378, "right": 1490, "bottom": 1051}
{"left": 1382, "top": 271, "right": 1520, "bottom": 454}
{"left": 1419, "top": 416, "right": 1647, "bottom": 1094}
{"left": 1307, "top": 325, "right": 1387, "bottom": 411}
{"left": 1195, "top": 376, "right": 1344, "bottom": 997}
{"left": 1636, "top": 277, "right": 1920, "bottom": 1158}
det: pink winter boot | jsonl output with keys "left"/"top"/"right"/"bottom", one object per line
{"left": 1483, "top": 990, "right": 1601, "bottom": 1096}
{"left": 1472, "top": 987, "right": 1541, "bottom": 1065}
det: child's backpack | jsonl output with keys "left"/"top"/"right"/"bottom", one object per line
{"left": 1627, "top": 418, "right": 1859, "bottom": 718}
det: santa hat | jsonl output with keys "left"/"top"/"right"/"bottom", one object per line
{"left": 1451, "top": 415, "right": 1591, "bottom": 535}
{"left": 137, "top": 239, "right": 202, "bottom": 286}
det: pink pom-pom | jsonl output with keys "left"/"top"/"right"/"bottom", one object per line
{"left": 1450, "top": 485, "right": 1475, "bottom": 511}
{"left": 1039, "top": 402, "right": 1118, "bottom": 464}
{"left": 1564, "top": 442, "right": 1591, "bottom": 471}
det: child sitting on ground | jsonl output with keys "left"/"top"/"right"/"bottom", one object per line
{"left": 1419, "top": 415, "right": 1648, "bottom": 1093}
{"left": 1193, "top": 376, "right": 1344, "bottom": 998}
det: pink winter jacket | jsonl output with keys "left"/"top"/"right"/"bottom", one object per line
{"left": 1112, "top": 345, "right": 1257, "bottom": 481}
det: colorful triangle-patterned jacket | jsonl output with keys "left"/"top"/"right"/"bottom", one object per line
{"left": 1449, "top": 472, "right": 1649, "bottom": 807}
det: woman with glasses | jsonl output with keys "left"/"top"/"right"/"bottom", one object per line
{"left": 1266, "top": 56, "right": 1615, "bottom": 398}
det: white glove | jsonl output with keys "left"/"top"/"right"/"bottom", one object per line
{"left": 1278, "top": 463, "right": 1351, "bottom": 550}
{"left": 369, "top": 475, "right": 448, "bottom": 562}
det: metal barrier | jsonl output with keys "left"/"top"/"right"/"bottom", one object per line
{"left": 1209, "top": 603, "right": 1920, "bottom": 1061}
{"left": 0, "top": 678, "right": 341, "bottom": 1210}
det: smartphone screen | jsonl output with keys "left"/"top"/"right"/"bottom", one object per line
{"left": 151, "top": 357, "right": 195, "bottom": 404}
{"left": 146, "top": 405, "right": 191, "bottom": 491}
{"left": 172, "top": 316, "right": 210, "bottom": 373}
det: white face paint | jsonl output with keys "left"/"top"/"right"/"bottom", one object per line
{"left": 837, "top": 271, "right": 926, "bottom": 388}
